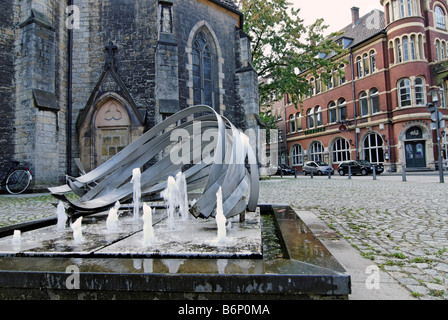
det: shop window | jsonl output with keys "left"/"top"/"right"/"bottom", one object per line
{"left": 363, "top": 133, "right": 384, "bottom": 164}
{"left": 291, "top": 144, "right": 304, "bottom": 166}
{"left": 332, "top": 138, "right": 350, "bottom": 163}
{"left": 309, "top": 141, "right": 324, "bottom": 162}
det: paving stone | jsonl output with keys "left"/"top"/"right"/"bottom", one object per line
{"left": 435, "top": 263, "right": 448, "bottom": 273}
{"left": 398, "top": 277, "right": 420, "bottom": 286}
{"left": 426, "top": 282, "right": 446, "bottom": 292}
{"left": 407, "top": 285, "right": 430, "bottom": 296}
{"left": 259, "top": 175, "right": 448, "bottom": 300}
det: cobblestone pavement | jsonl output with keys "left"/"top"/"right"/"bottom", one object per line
{"left": 0, "top": 174, "right": 447, "bottom": 300}
{"left": 259, "top": 174, "right": 448, "bottom": 300}
{"left": 0, "top": 193, "right": 56, "bottom": 227}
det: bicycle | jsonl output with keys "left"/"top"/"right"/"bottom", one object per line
{"left": 0, "top": 161, "right": 33, "bottom": 195}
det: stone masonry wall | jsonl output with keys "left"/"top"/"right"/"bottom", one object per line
{"left": 13, "top": 0, "right": 68, "bottom": 189}
{"left": 175, "top": 0, "right": 240, "bottom": 122}
{"left": 72, "top": 0, "right": 158, "bottom": 147}
{"left": 0, "top": 0, "right": 16, "bottom": 179}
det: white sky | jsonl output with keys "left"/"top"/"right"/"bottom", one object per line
{"left": 289, "top": 0, "right": 384, "bottom": 34}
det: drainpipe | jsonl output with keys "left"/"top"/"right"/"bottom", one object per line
{"left": 66, "top": 0, "right": 73, "bottom": 176}
{"left": 282, "top": 95, "right": 288, "bottom": 166}
{"left": 350, "top": 48, "right": 359, "bottom": 160}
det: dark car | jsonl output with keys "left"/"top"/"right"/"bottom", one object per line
{"left": 337, "top": 160, "right": 384, "bottom": 176}
{"left": 275, "top": 164, "right": 293, "bottom": 176}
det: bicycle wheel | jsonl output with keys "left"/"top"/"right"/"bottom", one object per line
{"left": 6, "top": 170, "right": 31, "bottom": 194}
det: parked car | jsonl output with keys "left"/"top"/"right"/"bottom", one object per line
{"left": 337, "top": 160, "right": 384, "bottom": 176}
{"left": 302, "top": 161, "right": 334, "bottom": 176}
{"left": 275, "top": 164, "right": 294, "bottom": 176}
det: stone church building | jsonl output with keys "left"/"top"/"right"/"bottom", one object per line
{"left": 0, "top": 0, "right": 259, "bottom": 190}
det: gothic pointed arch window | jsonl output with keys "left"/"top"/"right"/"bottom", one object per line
{"left": 192, "top": 30, "right": 215, "bottom": 108}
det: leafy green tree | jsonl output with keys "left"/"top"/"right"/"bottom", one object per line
{"left": 259, "top": 110, "right": 278, "bottom": 143}
{"left": 236, "top": 0, "right": 347, "bottom": 106}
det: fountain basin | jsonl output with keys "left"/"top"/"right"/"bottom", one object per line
{"left": 0, "top": 205, "right": 351, "bottom": 300}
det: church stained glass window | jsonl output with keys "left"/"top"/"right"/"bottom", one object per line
{"left": 193, "top": 31, "right": 214, "bottom": 108}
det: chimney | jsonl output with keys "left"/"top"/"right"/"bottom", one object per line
{"left": 351, "top": 6, "right": 360, "bottom": 27}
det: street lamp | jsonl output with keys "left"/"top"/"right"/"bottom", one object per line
{"left": 427, "top": 89, "right": 445, "bottom": 183}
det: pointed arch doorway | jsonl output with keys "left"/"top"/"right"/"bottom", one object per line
{"left": 77, "top": 95, "right": 144, "bottom": 172}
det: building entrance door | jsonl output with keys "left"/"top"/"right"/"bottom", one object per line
{"left": 405, "top": 141, "right": 426, "bottom": 168}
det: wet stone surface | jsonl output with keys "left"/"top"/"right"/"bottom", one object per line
{"left": 0, "top": 209, "right": 262, "bottom": 259}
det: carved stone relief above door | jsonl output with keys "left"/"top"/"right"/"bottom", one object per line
{"left": 95, "top": 99, "right": 131, "bottom": 165}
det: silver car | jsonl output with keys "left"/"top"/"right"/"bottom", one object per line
{"left": 302, "top": 161, "right": 334, "bottom": 176}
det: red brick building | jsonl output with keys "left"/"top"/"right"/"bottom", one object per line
{"left": 273, "top": 1, "right": 448, "bottom": 173}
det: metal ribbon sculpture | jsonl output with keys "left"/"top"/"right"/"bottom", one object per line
{"left": 49, "top": 105, "right": 259, "bottom": 219}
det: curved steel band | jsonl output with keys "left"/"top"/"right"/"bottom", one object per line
{"left": 49, "top": 105, "right": 259, "bottom": 219}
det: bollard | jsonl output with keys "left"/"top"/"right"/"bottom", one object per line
{"left": 294, "top": 168, "right": 297, "bottom": 179}
{"left": 310, "top": 169, "right": 314, "bottom": 179}
{"left": 348, "top": 165, "right": 352, "bottom": 179}
{"left": 373, "top": 165, "right": 377, "bottom": 180}
{"left": 402, "top": 164, "right": 406, "bottom": 182}
{"left": 328, "top": 170, "right": 331, "bottom": 179}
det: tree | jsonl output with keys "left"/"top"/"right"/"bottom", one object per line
{"left": 236, "top": 0, "right": 347, "bottom": 106}
{"left": 259, "top": 110, "right": 278, "bottom": 143}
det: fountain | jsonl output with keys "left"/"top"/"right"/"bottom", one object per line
{"left": 161, "top": 176, "right": 178, "bottom": 230}
{"left": 131, "top": 168, "right": 141, "bottom": 221}
{"left": 215, "top": 187, "right": 227, "bottom": 243}
{"left": 11, "top": 230, "right": 21, "bottom": 246}
{"left": 0, "top": 106, "right": 350, "bottom": 300}
{"left": 106, "top": 201, "right": 120, "bottom": 233}
{"left": 71, "top": 217, "right": 83, "bottom": 244}
{"left": 142, "top": 203, "right": 155, "bottom": 245}
{"left": 175, "top": 172, "right": 189, "bottom": 221}
{"left": 56, "top": 201, "right": 67, "bottom": 231}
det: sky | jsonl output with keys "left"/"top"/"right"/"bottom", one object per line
{"left": 289, "top": 0, "right": 384, "bottom": 34}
